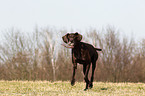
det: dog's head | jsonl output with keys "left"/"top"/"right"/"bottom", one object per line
{"left": 62, "top": 32, "right": 82, "bottom": 46}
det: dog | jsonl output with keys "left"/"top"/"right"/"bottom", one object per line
{"left": 62, "top": 32, "right": 102, "bottom": 90}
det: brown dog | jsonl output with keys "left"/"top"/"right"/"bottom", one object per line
{"left": 62, "top": 32, "right": 102, "bottom": 91}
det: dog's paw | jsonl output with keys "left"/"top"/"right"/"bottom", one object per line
{"left": 89, "top": 83, "right": 93, "bottom": 89}
{"left": 84, "top": 88, "right": 88, "bottom": 91}
{"left": 71, "top": 79, "right": 75, "bottom": 86}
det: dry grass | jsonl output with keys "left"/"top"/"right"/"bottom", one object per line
{"left": 0, "top": 81, "right": 144, "bottom": 96}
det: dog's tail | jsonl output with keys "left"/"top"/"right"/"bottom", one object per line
{"left": 95, "top": 48, "right": 102, "bottom": 51}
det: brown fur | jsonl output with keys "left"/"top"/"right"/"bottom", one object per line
{"left": 62, "top": 32, "right": 102, "bottom": 90}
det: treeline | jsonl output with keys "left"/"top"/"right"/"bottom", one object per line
{"left": 0, "top": 27, "right": 144, "bottom": 82}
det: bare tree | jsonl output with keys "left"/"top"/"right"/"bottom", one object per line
{"left": 0, "top": 27, "right": 144, "bottom": 82}
{"left": 41, "top": 28, "right": 58, "bottom": 81}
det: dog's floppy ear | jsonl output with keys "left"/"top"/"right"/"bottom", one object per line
{"left": 75, "top": 32, "right": 82, "bottom": 41}
{"left": 62, "top": 33, "right": 69, "bottom": 43}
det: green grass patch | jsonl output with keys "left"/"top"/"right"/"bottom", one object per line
{"left": 0, "top": 81, "right": 144, "bottom": 96}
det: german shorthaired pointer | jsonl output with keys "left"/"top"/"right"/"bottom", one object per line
{"left": 62, "top": 32, "right": 102, "bottom": 91}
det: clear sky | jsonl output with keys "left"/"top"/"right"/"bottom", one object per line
{"left": 0, "top": 0, "right": 145, "bottom": 41}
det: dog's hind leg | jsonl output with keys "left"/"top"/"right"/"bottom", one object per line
{"left": 83, "top": 64, "right": 91, "bottom": 91}
{"left": 89, "top": 60, "right": 96, "bottom": 89}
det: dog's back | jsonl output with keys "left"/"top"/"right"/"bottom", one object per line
{"left": 80, "top": 42, "right": 101, "bottom": 57}
{"left": 72, "top": 42, "right": 101, "bottom": 64}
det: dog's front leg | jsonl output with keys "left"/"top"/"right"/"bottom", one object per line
{"left": 71, "top": 63, "right": 77, "bottom": 86}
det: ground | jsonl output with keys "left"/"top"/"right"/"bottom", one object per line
{"left": 0, "top": 81, "right": 144, "bottom": 96}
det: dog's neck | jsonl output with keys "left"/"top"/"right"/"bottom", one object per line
{"left": 73, "top": 41, "right": 81, "bottom": 48}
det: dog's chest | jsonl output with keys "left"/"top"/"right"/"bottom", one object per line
{"left": 73, "top": 45, "right": 90, "bottom": 61}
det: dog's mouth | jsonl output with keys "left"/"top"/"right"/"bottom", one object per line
{"left": 61, "top": 43, "right": 74, "bottom": 48}
{"left": 68, "top": 42, "right": 74, "bottom": 48}
{"left": 68, "top": 42, "right": 74, "bottom": 46}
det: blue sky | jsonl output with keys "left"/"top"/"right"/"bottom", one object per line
{"left": 0, "top": 0, "right": 145, "bottom": 41}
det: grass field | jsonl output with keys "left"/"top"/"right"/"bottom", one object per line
{"left": 0, "top": 81, "right": 144, "bottom": 96}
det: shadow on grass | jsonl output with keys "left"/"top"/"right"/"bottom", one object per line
{"left": 100, "top": 88, "right": 108, "bottom": 90}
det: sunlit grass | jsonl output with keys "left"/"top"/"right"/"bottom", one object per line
{"left": 0, "top": 81, "right": 144, "bottom": 96}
